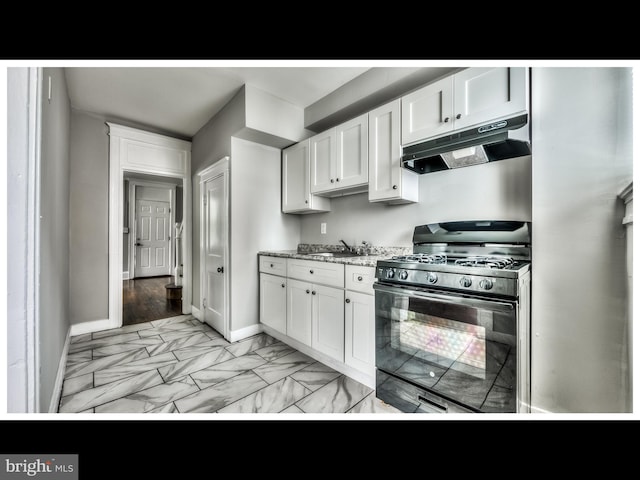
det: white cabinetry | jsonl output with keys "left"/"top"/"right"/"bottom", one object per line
{"left": 282, "top": 140, "right": 330, "bottom": 214}
{"left": 311, "top": 114, "right": 368, "bottom": 197}
{"left": 312, "top": 284, "right": 345, "bottom": 362}
{"left": 286, "top": 278, "right": 313, "bottom": 346}
{"left": 344, "top": 265, "right": 375, "bottom": 377}
{"left": 259, "top": 273, "right": 287, "bottom": 334}
{"left": 368, "top": 99, "right": 418, "bottom": 204}
{"left": 402, "top": 67, "right": 528, "bottom": 145}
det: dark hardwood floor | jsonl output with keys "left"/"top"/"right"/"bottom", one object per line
{"left": 122, "top": 276, "right": 183, "bottom": 326}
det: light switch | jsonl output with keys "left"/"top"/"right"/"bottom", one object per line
{"left": 321, "top": 223, "right": 327, "bottom": 234}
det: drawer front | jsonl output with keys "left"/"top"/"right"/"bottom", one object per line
{"left": 345, "top": 265, "right": 375, "bottom": 294}
{"left": 259, "top": 256, "right": 287, "bottom": 275}
{"left": 287, "top": 258, "right": 344, "bottom": 288}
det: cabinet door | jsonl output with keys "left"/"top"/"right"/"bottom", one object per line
{"left": 282, "top": 140, "right": 330, "bottom": 213}
{"left": 286, "top": 278, "right": 312, "bottom": 346}
{"left": 312, "top": 284, "right": 345, "bottom": 362}
{"left": 401, "top": 76, "right": 453, "bottom": 145}
{"left": 368, "top": 99, "right": 418, "bottom": 204}
{"left": 453, "top": 67, "right": 528, "bottom": 130}
{"left": 336, "top": 114, "right": 368, "bottom": 189}
{"left": 310, "top": 128, "right": 337, "bottom": 194}
{"left": 344, "top": 291, "right": 375, "bottom": 375}
{"left": 259, "top": 273, "right": 286, "bottom": 334}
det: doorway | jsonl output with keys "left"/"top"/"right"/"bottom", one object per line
{"left": 122, "top": 173, "right": 184, "bottom": 326}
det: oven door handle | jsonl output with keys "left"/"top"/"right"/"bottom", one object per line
{"left": 373, "top": 283, "right": 515, "bottom": 312}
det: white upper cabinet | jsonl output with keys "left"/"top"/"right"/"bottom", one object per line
{"left": 368, "top": 99, "right": 418, "bottom": 204}
{"left": 282, "top": 139, "right": 331, "bottom": 214}
{"left": 402, "top": 67, "right": 528, "bottom": 145}
{"left": 311, "top": 114, "right": 368, "bottom": 196}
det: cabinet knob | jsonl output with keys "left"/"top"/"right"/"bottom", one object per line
{"left": 281, "top": 284, "right": 285, "bottom": 288}
{"left": 312, "top": 291, "right": 316, "bottom": 295}
{"left": 306, "top": 289, "right": 310, "bottom": 294}
{"left": 345, "top": 298, "right": 351, "bottom": 303}
{"left": 305, "top": 200, "right": 308, "bottom": 204}
{"left": 336, "top": 178, "right": 340, "bottom": 182}
{"left": 270, "top": 263, "right": 274, "bottom": 268}
{"left": 456, "top": 114, "right": 462, "bottom": 119}
{"left": 330, "top": 179, "right": 334, "bottom": 183}
{"left": 444, "top": 117, "right": 450, "bottom": 123}
{"left": 310, "top": 270, "right": 314, "bottom": 274}
{"left": 357, "top": 276, "right": 363, "bottom": 281}
{"left": 392, "top": 185, "right": 398, "bottom": 190}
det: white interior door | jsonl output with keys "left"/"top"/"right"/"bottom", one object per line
{"left": 203, "top": 173, "right": 227, "bottom": 334}
{"left": 134, "top": 199, "right": 171, "bottom": 278}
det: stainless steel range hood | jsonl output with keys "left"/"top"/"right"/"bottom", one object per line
{"left": 402, "top": 113, "right": 531, "bottom": 174}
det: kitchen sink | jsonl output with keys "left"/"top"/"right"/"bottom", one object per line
{"left": 306, "top": 251, "right": 361, "bottom": 258}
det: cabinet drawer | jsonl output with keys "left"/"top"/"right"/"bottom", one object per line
{"left": 345, "top": 265, "right": 375, "bottom": 294}
{"left": 259, "top": 256, "right": 287, "bottom": 275}
{"left": 287, "top": 258, "right": 344, "bottom": 288}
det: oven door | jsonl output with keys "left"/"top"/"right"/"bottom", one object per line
{"left": 374, "top": 282, "right": 519, "bottom": 413}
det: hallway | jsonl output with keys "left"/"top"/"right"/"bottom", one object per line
{"left": 122, "top": 276, "right": 182, "bottom": 326}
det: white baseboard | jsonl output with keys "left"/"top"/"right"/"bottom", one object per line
{"left": 530, "top": 405, "right": 553, "bottom": 414}
{"left": 70, "top": 318, "right": 111, "bottom": 337}
{"left": 191, "top": 305, "right": 203, "bottom": 321}
{"left": 122, "top": 271, "right": 129, "bottom": 280}
{"left": 49, "top": 328, "right": 71, "bottom": 413}
{"left": 228, "top": 323, "right": 263, "bottom": 343}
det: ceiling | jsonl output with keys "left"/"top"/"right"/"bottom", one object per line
{"left": 64, "top": 67, "right": 372, "bottom": 138}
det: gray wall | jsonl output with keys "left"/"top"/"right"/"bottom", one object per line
{"left": 530, "top": 67, "right": 633, "bottom": 413}
{"left": 300, "top": 155, "right": 532, "bottom": 246}
{"left": 39, "top": 67, "right": 72, "bottom": 410}
{"left": 69, "top": 109, "right": 109, "bottom": 324}
{"left": 229, "top": 138, "right": 300, "bottom": 332}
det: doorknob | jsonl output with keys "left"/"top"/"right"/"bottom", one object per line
{"left": 217, "top": 267, "right": 224, "bottom": 273}
{"left": 135, "top": 242, "right": 142, "bottom": 246}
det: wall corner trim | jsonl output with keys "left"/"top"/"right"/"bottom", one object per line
{"left": 228, "top": 323, "right": 263, "bottom": 343}
{"left": 191, "top": 305, "right": 202, "bottom": 321}
{"left": 70, "top": 319, "right": 111, "bottom": 337}
{"left": 48, "top": 328, "right": 71, "bottom": 413}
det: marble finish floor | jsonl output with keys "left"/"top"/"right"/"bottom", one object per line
{"left": 58, "top": 315, "right": 402, "bottom": 414}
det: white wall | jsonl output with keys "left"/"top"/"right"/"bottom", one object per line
{"left": 530, "top": 67, "right": 633, "bottom": 413}
{"left": 300, "top": 155, "right": 532, "bottom": 246}
{"left": 229, "top": 137, "right": 300, "bottom": 333}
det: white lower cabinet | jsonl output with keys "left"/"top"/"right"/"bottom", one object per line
{"left": 259, "top": 273, "right": 287, "bottom": 335}
{"left": 344, "top": 290, "right": 375, "bottom": 376}
{"left": 286, "top": 278, "right": 313, "bottom": 346}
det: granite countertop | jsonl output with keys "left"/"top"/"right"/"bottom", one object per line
{"left": 258, "top": 244, "right": 411, "bottom": 268}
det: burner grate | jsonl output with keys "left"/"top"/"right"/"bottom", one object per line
{"left": 453, "top": 256, "right": 514, "bottom": 269}
{"left": 391, "top": 253, "right": 447, "bottom": 264}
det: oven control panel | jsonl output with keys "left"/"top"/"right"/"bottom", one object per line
{"left": 376, "top": 266, "right": 517, "bottom": 297}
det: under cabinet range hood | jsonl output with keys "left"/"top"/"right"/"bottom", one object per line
{"left": 402, "top": 113, "right": 531, "bottom": 174}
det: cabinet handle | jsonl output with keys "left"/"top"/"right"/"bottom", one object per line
{"left": 357, "top": 276, "right": 363, "bottom": 281}
{"left": 444, "top": 117, "right": 450, "bottom": 123}
{"left": 310, "top": 270, "right": 314, "bottom": 274}
{"left": 456, "top": 114, "right": 462, "bottom": 119}
{"left": 345, "top": 298, "right": 351, "bottom": 303}
{"left": 270, "top": 263, "right": 274, "bottom": 268}
{"left": 330, "top": 179, "right": 334, "bottom": 183}
{"left": 306, "top": 289, "right": 310, "bottom": 294}
{"left": 281, "top": 284, "right": 285, "bottom": 288}
{"left": 336, "top": 178, "right": 340, "bottom": 182}
{"left": 392, "top": 185, "right": 398, "bottom": 190}
{"left": 305, "top": 200, "right": 308, "bottom": 204}
{"left": 312, "top": 291, "right": 316, "bottom": 295}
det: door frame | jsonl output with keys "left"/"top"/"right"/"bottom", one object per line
{"left": 108, "top": 123, "right": 192, "bottom": 330}
{"left": 198, "top": 156, "right": 230, "bottom": 340}
{"left": 127, "top": 179, "right": 177, "bottom": 280}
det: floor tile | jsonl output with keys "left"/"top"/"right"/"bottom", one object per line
{"left": 218, "top": 377, "right": 310, "bottom": 414}
{"left": 149, "top": 403, "right": 178, "bottom": 413}
{"left": 68, "top": 332, "right": 140, "bottom": 354}
{"left": 190, "top": 353, "right": 267, "bottom": 389}
{"left": 252, "top": 350, "right": 315, "bottom": 384}
{"left": 175, "top": 371, "right": 268, "bottom": 413}
{"left": 289, "top": 362, "right": 342, "bottom": 391}
{"left": 61, "top": 373, "right": 94, "bottom": 397}
{"left": 138, "top": 322, "right": 198, "bottom": 338}
{"left": 347, "top": 392, "right": 403, "bottom": 414}
{"left": 92, "top": 337, "right": 164, "bottom": 358}
{"left": 173, "top": 338, "right": 231, "bottom": 360}
{"left": 92, "top": 322, "right": 154, "bottom": 339}
{"left": 280, "top": 405, "right": 305, "bottom": 414}
{"left": 296, "top": 375, "right": 373, "bottom": 413}
{"left": 70, "top": 333, "right": 92, "bottom": 344}
{"left": 158, "top": 347, "right": 235, "bottom": 383}
{"left": 157, "top": 325, "right": 215, "bottom": 343}
{"left": 94, "top": 352, "right": 177, "bottom": 387}
{"left": 65, "top": 348, "right": 149, "bottom": 379}
{"left": 225, "top": 334, "right": 279, "bottom": 357}
{"left": 58, "top": 370, "right": 163, "bottom": 413}
{"left": 253, "top": 342, "right": 296, "bottom": 362}
{"left": 65, "top": 350, "right": 92, "bottom": 367}
{"left": 95, "top": 376, "right": 199, "bottom": 413}
{"left": 146, "top": 332, "right": 211, "bottom": 356}
{"left": 150, "top": 315, "right": 194, "bottom": 328}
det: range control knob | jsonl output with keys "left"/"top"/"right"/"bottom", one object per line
{"left": 460, "top": 276, "right": 472, "bottom": 288}
{"left": 479, "top": 278, "right": 494, "bottom": 290}
{"left": 386, "top": 268, "right": 395, "bottom": 279}
{"left": 426, "top": 272, "right": 438, "bottom": 284}
{"left": 399, "top": 270, "right": 409, "bottom": 280}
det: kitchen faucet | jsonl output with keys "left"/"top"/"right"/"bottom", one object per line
{"left": 340, "top": 239, "right": 355, "bottom": 253}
